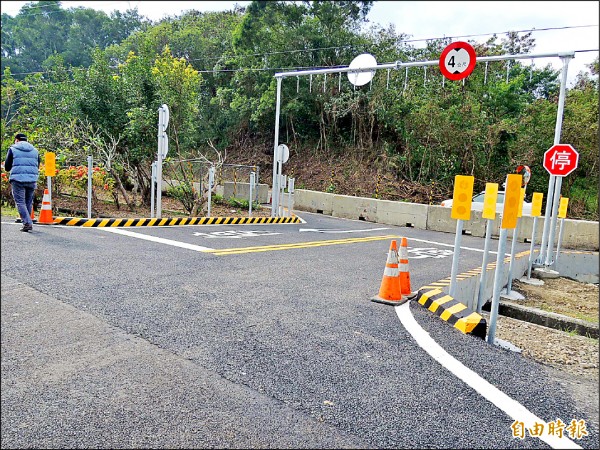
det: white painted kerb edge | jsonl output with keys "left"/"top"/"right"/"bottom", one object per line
{"left": 396, "top": 301, "right": 580, "bottom": 449}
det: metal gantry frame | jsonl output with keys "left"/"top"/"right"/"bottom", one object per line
{"left": 270, "top": 49, "right": 598, "bottom": 271}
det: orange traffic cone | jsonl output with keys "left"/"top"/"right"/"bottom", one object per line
{"left": 399, "top": 237, "right": 416, "bottom": 298}
{"left": 371, "top": 240, "right": 407, "bottom": 306}
{"left": 38, "top": 189, "right": 54, "bottom": 224}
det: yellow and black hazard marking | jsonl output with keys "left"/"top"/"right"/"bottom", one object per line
{"left": 51, "top": 216, "right": 302, "bottom": 227}
{"left": 415, "top": 289, "right": 486, "bottom": 339}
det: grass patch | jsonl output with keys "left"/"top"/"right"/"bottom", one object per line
{"left": 1, "top": 204, "right": 19, "bottom": 217}
{"left": 573, "top": 312, "right": 599, "bottom": 324}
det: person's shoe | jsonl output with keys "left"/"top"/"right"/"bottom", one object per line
{"left": 20, "top": 224, "right": 33, "bottom": 232}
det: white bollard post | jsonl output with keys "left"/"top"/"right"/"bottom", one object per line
{"left": 249, "top": 171, "right": 255, "bottom": 216}
{"left": 87, "top": 155, "right": 93, "bottom": 219}
{"left": 150, "top": 161, "right": 156, "bottom": 218}
{"left": 448, "top": 219, "right": 464, "bottom": 298}
{"left": 476, "top": 219, "right": 494, "bottom": 313}
{"left": 487, "top": 228, "right": 508, "bottom": 344}
{"left": 207, "top": 166, "right": 215, "bottom": 218}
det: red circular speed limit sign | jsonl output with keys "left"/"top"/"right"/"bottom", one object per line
{"left": 439, "top": 41, "right": 477, "bottom": 81}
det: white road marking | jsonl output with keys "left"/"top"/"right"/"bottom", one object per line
{"left": 193, "top": 230, "right": 282, "bottom": 238}
{"left": 395, "top": 302, "right": 581, "bottom": 449}
{"left": 100, "top": 227, "right": 215, "bottom": 252}
{"left": 407, "top": 237, "right": 510, "bottom": 256}
{"left": 299, "top": 227, "right": 390, "bottom": 233}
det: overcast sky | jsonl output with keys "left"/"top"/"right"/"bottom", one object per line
{"left": 1, "top": 1, "right": 598, "bottom": 86}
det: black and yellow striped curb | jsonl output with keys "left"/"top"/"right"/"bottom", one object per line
{"left": 50, "top": 216, "right": 303, "bottom": 227}
{"left": 414, "top": 249, "right": 532, "bottom": 339}
{"left": 415, "top": 289, "right": 487, "bottom": 339}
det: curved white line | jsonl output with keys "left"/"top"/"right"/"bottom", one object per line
{"left": 396, "top": 302, "right": 581, "bottom": 449}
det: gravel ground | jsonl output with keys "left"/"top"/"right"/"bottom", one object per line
{"left": 481, "top": 277, "right": 599, "bottom": 430}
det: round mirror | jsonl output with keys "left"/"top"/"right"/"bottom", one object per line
{"left": 347, "top": 53, "right": 377, "bottom": 86}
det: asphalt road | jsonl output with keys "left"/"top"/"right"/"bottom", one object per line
{"left": 1, "top": 212, "right": 598, "bottom": 449}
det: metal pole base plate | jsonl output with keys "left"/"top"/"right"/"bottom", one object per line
{"left": 518, "top": 277, "right": 545, "bottom": 286}
{"left": 500, "top": 289, "right": 525, "bottom": 301}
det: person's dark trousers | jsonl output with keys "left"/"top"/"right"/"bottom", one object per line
{"left": 11, "top": 180, "right": 36, "bottom": 228}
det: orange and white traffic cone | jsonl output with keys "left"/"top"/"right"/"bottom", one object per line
{"left": 38, "top": 189, "right": 54, "bottom": 224}
{"left": 371, "top": 240, "right": 407, "bottom": 306}
{"left": 399, "top": 237, "right": 416, "bottom": 299}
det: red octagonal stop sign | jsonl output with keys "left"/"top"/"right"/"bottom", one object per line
{"left": 543, "top": 144, "right": 579, "bottom": 176}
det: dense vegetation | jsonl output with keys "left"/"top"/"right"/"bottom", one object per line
{"left": 2, "top": 1, "right": 598, "bottom": 219}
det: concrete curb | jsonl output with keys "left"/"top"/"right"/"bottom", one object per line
{"left": 497, "top": 301, "right": 599, "bottom": 339}
{"left": 50, "top": 216, "right": 303, "bottom": 227}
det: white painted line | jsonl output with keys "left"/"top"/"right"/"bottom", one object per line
{"left": 298, "top": 227, "right": 390, "bottom": 233}
{"left": 100, "top": 227, "right": 215, "bottom": 252}
{"left": 407, "top": 237, "right": 511, "bottom": 256}
{"left": 396, "top": 302, "right": 581, "bottom": 449}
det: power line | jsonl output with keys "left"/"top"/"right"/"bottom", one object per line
{"left": 3, "top": 20, "right": 597, "bottom": 77}
{"left": 6, "top": 48, "right": 598, "bottom": 78}
{"left": 1, "top": 1, "right": 142, "bottom": 18}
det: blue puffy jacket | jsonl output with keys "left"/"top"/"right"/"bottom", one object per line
{"left": 5, "top": 142, "right": 39, "bottom": 183}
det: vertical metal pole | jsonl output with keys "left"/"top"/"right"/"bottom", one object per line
{"left": 544, "top": 176, "right": 563, "bottom": 266}
{"left": 87, "top": 155, "right": 92, "bottom": 219}
{"left": 156, "top": 107, "right": 165, "bottom": 219}
{"left": 47, "top": 176, "right": 52, "bottom": 210}
{"left": 272, "top": 77, "right": 282, "bottom": 217}
{"left": 279, "top": 172, "right": 286, "bottom": 217}
{"left": 555, "top": 218, "right": 565, "bottom": 263}
{"left": 150, "top": 161, "right": 156, "bottom": 218}
{"left": 537, "top": 54, "right": 572, "bottom": 264}
{"left": 538, "top": 176, "right": 555, "bottom": 264}
{"left": 287, "top": 177, "right": 292, "bottom": 216}
{"left": 487, "top": 228, "right": 508, "bottom": 344}
{"left": 484, "top": 61, "right": 488, "bottom": 84}
{"left": 207, "top": 166, "right": 214, "bottom": 218}
{"left": 448, "top": 219, "right": 464, "bottom": 298}
{"left": 156, "top": 147, "right": 163, "bottom": 219}
{"left": 526, "top": 216, "right": 538, "bottom": 279}
{"left": 249, "top": 172, "right": 255, "bottom": 216}
{"left": 505, "top": 220, "right": 520, "bottom": 293}
{"left": 476, "top": 219, "right": 494, "bottom": 313}
{"left": 255, "top": 166, "right": 260, "bottom": 204}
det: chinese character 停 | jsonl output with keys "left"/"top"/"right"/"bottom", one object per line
{"left": 550, "top": 151, "right": 572, "bottom": 171}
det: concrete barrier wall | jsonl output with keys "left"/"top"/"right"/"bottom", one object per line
{"left": 293, "top": 189, "right": 599, "bottom": 250}
{"left": 553, "top": 251, "right": 599, "bottom": 284}
{"left": 223, "top": 182, "right": 269, "bottom": 204}
{"left": 376, "top": 199, "right": 428, "bottom": 229}
{"left": 294, "top": 190, "right": 333, "bottom": 215}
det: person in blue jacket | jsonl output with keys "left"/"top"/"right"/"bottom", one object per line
{"left": 4, "top": 133, "right": 40, "bottom": 232}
